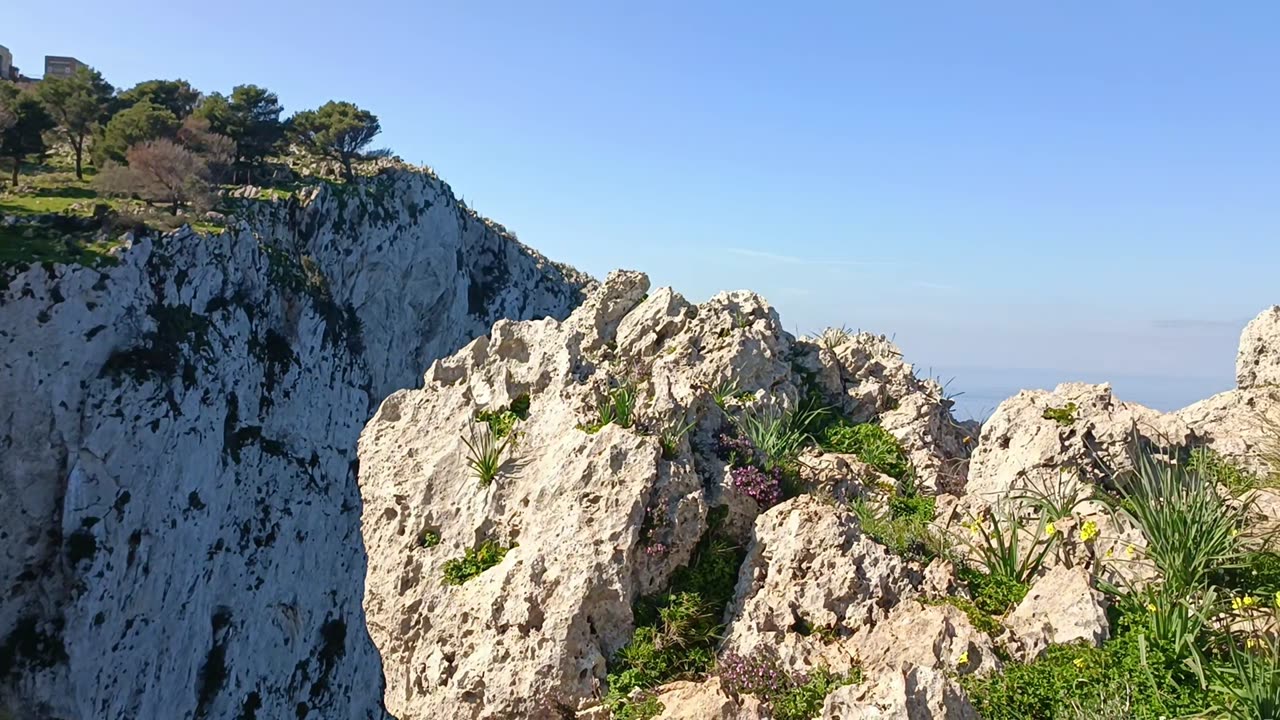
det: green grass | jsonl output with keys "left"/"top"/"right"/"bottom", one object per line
{"left": 731, "top": 401, "right": 824, "bottom": 470}
{"left": 957, "top": 565, "right": 1030, "bottom": 616}
{"left": 928, "top": 595, "right": 1004, "bottom": 636}
{"left": 820, "top": 419, "right": 911, "bottom": 480}
{"left": 613, "top": 696, "right": 663, "bottom": 720}
{"left": 606, "top": 508, "right": 744, "bottom": 706}
{"left": 461, "top": 422, "right": 511, "bottom": 486}
{"left": 1188, "top": 446, "right": 1268, "bottom": 495}
{"left": 0, "top": 224, "right": 123, "bottom": 270}
{"left": 441, "top": 540, "right": 512, "bottom": 585}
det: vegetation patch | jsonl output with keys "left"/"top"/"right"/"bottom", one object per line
{"left": 1041, "top": 402, "right": 1078, "bottom": 426}
{"left": 606, "top": 508, "right": 744, "bottom": 709}
{"left": 442, "top": 540, "right": 512, "bottom": 585}
{"left": 718, "top": 650, "right": 858, "bottom": 720}
{"left": 475, "top": 394, "right": 530, "bottom": 440}
{"left": 820, "top": 418, "right": 911, "bottom": 480}
{"left": 1188, "top": 446, "right": 1267, "bottom": 495}
{"left": 581, "top": 380, "right": 638, "bottom": 434}
{"left": 102, "top": 303, "right": 211, "bottom": 385}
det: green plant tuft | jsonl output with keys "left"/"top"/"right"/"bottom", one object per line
{"left": 475, "top": 394, "right": 530, "bottom": 440}
{"left": 442, "top": 540, "right": 512, "bottom": 585}
{"left": 1042, "top": 402, "right": 1079, "bottom": 425}
{"left": 820, "top": 419, "right": 911, "bottom": 480}
{"left": 417, "top": 529, "right": 440, "bottom": 548}
{"left": 461, "top": 422, "right": 511, "bottom": 486}
{"left": 583, "top": 381, "right": 639, "bottom": 434}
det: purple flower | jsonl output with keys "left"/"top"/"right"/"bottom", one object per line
{"left": 717, "top": 433, "right": 756, "bottom": 464}
{"left": 644, "top": 542, "right": 669, "bottom": 557}
{"left": 730, "top": 466, "right": 783, "bottom": 508}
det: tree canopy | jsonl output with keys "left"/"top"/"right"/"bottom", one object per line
{"left": 37, "top": 66, "right": 115, "bottom": 179}
{"left": 0, "top": 89, "right": 56, "bottom": 185}
{"left": 96, "top": 100, "right": 180, "bottom": 165}
{"left": 118, "top": 79, "right": 200, "bottom": 120}
{"left": 194, "top": 85, "right": 284, "bottom": 182}
{"left": 95, "top": 138, "right": 213, "bottom": 214}
{"left": 290, "top": 101, "right": 381, "bottom": 182}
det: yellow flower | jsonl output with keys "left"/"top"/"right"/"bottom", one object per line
{"left": 1146, "top": 603, "right": 1157, "bottom": 613}
{"left": 1246, "top": 637, "right": 1259, "bottom": 649}
{"left": 1273, "top": 591, "right": 1280, "bottom": 609}
{"left": 1105, "top": 548, "right": 1114, "bottom": 558}
{"left": 1046, "top": 522, "right": 1057, "bottom": 537}
{"left": 1232, "top": 595, "right": 1259, "bottom": 611}
{"left": 957, "top": 650, "right": 970, "bottom": 666}
{"left": 1079, "top": 520, "right": 1099, "bottom": 543}
{"left": 1125, "top": 545, "right": 1136, "bottom": 557}
{"left": 1073, "top": 656, "right": 1088, "bottom": 670}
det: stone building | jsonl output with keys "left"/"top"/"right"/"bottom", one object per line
{"left": 43, "top": 55, "right": 85, "bottom": 78}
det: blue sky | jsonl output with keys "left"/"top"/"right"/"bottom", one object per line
{"left": 9, "top": 2, "right": 1278, "bottom": 416}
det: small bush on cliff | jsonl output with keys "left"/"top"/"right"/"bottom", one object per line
{"left": 441, "top": 540, "right": 512, "bottom": 585}
{"left": 475, "top": 394, "right": 530, "bottom": 440}
{"left": 718, "top": 650, "right": 858, "bottom": 720}
{"left": 731, "top": 401, "right": 822, "bottom": 470}
{"left": 606, "top": 508, "right": 744, "bottom": 706}
{"left": 820, "top": 419, "right": 911, "bottom": 481}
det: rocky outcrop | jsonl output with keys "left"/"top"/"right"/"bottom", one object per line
{"left": 964, "top": 382, "right": 1195, "bottom": 502}
{"left": 1238, "top": 306, "right": 1280, "bottom": 390}
{"left": 355, "top": 272, "right": 972, "bottom": 718}
{"left": 824, "top": 664, "right": 979, "bottom": 720}
{"left": 721, "top": 497, "right": 917, "bottom": 674}
{"left": 0, "top": 168, "right": 587, "bottom": 719}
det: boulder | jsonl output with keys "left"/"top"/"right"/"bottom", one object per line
{"left": 822, "top": 664, "right": 979, "bottom": 719}
{"left": 720, "top": 496, "right": 919, "bottom": 673}
{"left": 1004, "top": 565, "right": 1109, "bottom": 661}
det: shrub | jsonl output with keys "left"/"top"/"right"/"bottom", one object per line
{"left": 729, "top": 466, "right": 783, "bottom": 508}
{"left": 963, "top": 631, "right": 1206, "bottom": 720}
{"left": 853, "top": 497, "right": 937, "bottom": 562}
{"left": 613, "top": 696, "right": 663, "bottom": 720}
{"left": 417, "top": 529, "right": 440, "bottom": 548}
{"left": 442, "top": 540, "right": 511, "bottom": 585}
{"left": 718, "top": 651, "right": 857, "bottom": 720}
{"left": 820, "top": 419, "right": 911, "bottom": 480}
{"left": 1042, "top": 402, "right": 1078, "bottom": 425}
{"left": 461, "top": 422, "right": 511, "bottom": 486}
{"left": 607, "top": 509, "right": 744, "bottom": 703}
{"left": 475, "top": 394, "right": 530, "bottom": 440}
{"left": 715, "top": 432, "right": 755, "bottom": 466}
{"left": 1188, "top": 446, "right": 1265, "bottom": 495}
{"left": 957, "top": 565, "right": 1029, "bottom": 616}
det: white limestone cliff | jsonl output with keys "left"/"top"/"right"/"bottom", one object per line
{"left": 0, "top": 168, "right": 587, "bottom": 719}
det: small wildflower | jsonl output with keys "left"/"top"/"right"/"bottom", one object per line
{"left": 1232, "top": 595, "right": 1259, "bottom": 611}
{"left": 1045, "top": 522, "right": 1056, "bottom": 537}
{"left": 1246, "top": 637, "right": 1260, "bottom": 649}
{"left": 1145, "top": 603, "right": 1157, "bottom": 613}
{"left": 1105, "top": 547, "right": 1114, "bottom": 558}
{"left": 1273, "top": 590, "right": 1280, "bottom": 609}
{"left": 729, "top": 466, "right": 783, "bottom": 508}
{"left": 1079, "top": 520, "right": 1099, "bottom": 543}
{"left": 956, "top": 650, "right": 970, "bottom": 667}
{"left": 1073, "top": 656, "right": 1088, "bottom": 670}
{"left": 1125, "top": 545, "right": 1136, "bottom": 558}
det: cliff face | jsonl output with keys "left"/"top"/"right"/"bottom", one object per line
{"left": 0, "top": 169, "right": 588, "bottom": 719}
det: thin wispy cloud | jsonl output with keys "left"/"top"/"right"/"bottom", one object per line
{"left": 1152, "top": 318, "right": 1242, "bottom": 331}
{"left": 725, "top": 247, "right": 898, "bottom": 267}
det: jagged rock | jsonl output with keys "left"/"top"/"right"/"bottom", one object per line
{"left": 650, "top": 677, "right": 765, "bottom": 720}
{"left": 1004, "top": 565, "right": 1109, "bottom": 661}
{"left": 822, "top": 663, "right": 979, "bottom": 719}
{"left": 1176, "top": 385, "right": 1280, "bottom": 481}
{"left": 358, "top": 272, "right": 811, "bottom": 718}
{"left": 1238, "top": 306, "right": 1280, "bottom": 390}
{"left": 848, "top": 600, "right": 1002, "bottom": 678}
{"left": 721, "top": 496, "right": 918, "bottom": 673}
{"left": 813, "top": 331, "right": 972, "bottom": 493}
{"left": 965, "top": 382, "right": 1196, "bottom": 501}
{"left": 0, "top": 168, "right": 587, "bottom": 719}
